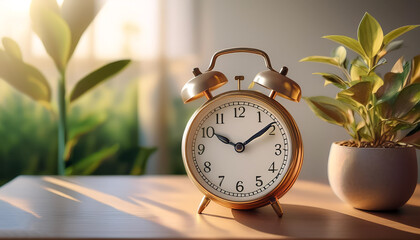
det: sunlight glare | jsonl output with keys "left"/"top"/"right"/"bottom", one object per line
{"left": 0, "top": 195, "right": 41, "bottom": 218}
{"left": 43, "top": 187, "right": 81, "bottom": 202}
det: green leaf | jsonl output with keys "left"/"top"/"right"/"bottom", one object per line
{"left": 376, "top": 101, "right": 392, "bottom": 120}
{"left": 61, "top": 0, "right": 104, "bottom": 60}
{"left": 64, "top": 113, "right": 107, "bottom": 161}
{"left": 357, "top": 13, "right": 383, "bottom": 59}
{"left": 392, "top": 83, "right": 420, "bottom": 118}
{"left": 304, "top": 96, "right": 353, "bottom": 127}
{"left": 409, "top": 54, "right": 420, "bottom": 85}
{"left": 312, "top": 72, "right": 347, "bottom": 89}
{"left": 371, "top": 58, "right": 387, "bottom": 72}
{"left": 130, "top": 147, "right": 157, "bottom": 175}
{"left": 299, "top": 56, "right": 340, "bottom": 67}
{"left": 70, "top": 60, "right": 131, "bottom": 102}
{"left": 0, "top": 50, "right": 51, "bottom": 103}
{"left": 322, "top": 35, "right": 367, "bottom": 59}
{"left": 65, "top": 144, "right": 119, "bottom": 175}
{"left": 30, "top": 1, "right": 71, "bottom": 71}
{"left": 337, "top": 81, "right": 372, "bottom": 106}
{"left": 361, "top": 72, "right": 383, "bottom": 93}
{"left": 332, "top": 46, "right": 346, "bottom": 65}
{"left": 376, "top": 61, "right": 411, "bottom": 102}
{"left": 378, "top": 40, "right": 404, "bottom": 59}
{"left": 68, "top": 113, "right": 107, "bottom": 140}
{"left": 2, "top": 37, "right": 22, "bottom": 60}
{"left": 63, "top": 137, "right": 79, "bottom": 162}
{"left": 383, "top": 25, "right": 419, "bottom": 46}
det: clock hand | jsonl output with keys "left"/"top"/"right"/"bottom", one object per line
{"left": 214, "top": 133, "right": 236, "bottom": 146}
{"left": 243, "top": 122, "right": 276, "bottom": 146}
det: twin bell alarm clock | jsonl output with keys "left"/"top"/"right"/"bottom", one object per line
{"left": 180, "top": 47, "right": 303, "bottom": 217}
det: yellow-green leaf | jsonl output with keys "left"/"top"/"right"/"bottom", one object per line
{"left": 322, "top": 35, "right": 367, "bottom": 59}
{"left": 30, "top": 2, "right": 71, "bottom": 71}
{"left": 332, "top": 46, "right": 346, "bottom": 65}
{"left": 383, "top": 25, "right": 419, "bottom": 46}
{"left": 2, "top": 37, "right": 22, "bottom": 60}
{"left": 357, "top": 13, "right": 383, "bottom": 59}
{"left": 357, "top": 125, "right": 374, "bottom": 142}
{"left": 31, "top": 0, "right": 60, "bottom": 14}
{"left": 0, "top": 50, "right": 51, "bottom": 103}
{"left": 350, "top": 58, "right": 369, "bottom": 81}
{"left": 393, "top": 83, "right": 420, "bottom": 118}
{"left": 361, "top": 73, "right": 383, "bottom": 93}
{"left": 409, "top": 55, "right": 420, "bottom": 85}
{"left": 304, "top": 96, "right": 353, "bottom": 127}
{"left": 61, "top": 0, "right": 104, "bottom": 60}
{"left": 25, "top": 64, "right": 51, "bottom": 101}
{"left": 337, "top": 81, "right": 372, "bottom": 106}
{"left": 70, "top": 60, "right": 131, "bottom": 102}
{"left": 313, "top": 72, "right": 347, "bottom": 89}
{"left": 299, "top": 56, "right": 340, "bottom": 67}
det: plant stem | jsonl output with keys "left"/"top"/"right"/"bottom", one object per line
{"left": 57, "top": 72, "right": 67, "bottom": 175}
{"left": 340, "top": 67, "right": 352, "bottom": 83}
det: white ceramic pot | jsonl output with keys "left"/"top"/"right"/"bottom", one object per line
{"left": 328, "top": 142, "right": 418, "bottom": 211}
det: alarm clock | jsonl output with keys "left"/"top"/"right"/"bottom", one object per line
{"left": 181, "top": 47, "right": 303, "bottom": 217}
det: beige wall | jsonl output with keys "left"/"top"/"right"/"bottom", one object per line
{"left": 184, "top": 0, "right": 420, "bottom": 183}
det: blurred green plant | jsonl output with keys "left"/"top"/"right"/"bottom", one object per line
{"left": 300, "top": 12, "right": 420, "bottom": 148}
{"left": 0, "top": 0, "right": 155, "bottom": 176}
{"left": 0, "top": 79, "right": 155, "bottom": 184}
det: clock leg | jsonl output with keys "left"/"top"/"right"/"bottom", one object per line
{"left": 197, "top": 196, "right": 211, "bottom": 214}
{"left": 270, "top": 198, "right": 283, "bottom": 217}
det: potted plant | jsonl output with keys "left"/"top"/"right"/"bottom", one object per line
{"left": 300, "top": 12, "right": 419, "bottom": 210}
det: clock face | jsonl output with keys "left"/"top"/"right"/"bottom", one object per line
{"left": 184, "top": 92, "right": 294, "bottom": 202}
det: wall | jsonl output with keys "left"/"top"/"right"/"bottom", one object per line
{"left": 180, "top": 0, "right": 420, "bottom": 183}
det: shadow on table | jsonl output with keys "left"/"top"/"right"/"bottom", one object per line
{"left": 362, "top": 204, "right": 420, "bottom": 229}
{"left": 231, "top": 204, "right": 420, "bottom": 239}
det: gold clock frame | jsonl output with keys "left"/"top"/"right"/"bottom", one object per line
{"left": 182, "top": 90, "right": 303, "bottom": 217}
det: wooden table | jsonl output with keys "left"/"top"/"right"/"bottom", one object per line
{"left": 0, "top": 176, "right": 419, "bottom": 239}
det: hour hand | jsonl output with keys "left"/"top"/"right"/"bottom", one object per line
{"left": 243, "top": 122, "right": 276, "bottom": 146}
{"left": 215, "top": 133, "right": 235, "bottom": 146}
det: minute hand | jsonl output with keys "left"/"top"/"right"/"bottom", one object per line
{"left": 243, "top": 122, "right": 276, "bottom": 146}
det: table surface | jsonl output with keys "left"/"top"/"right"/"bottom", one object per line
{"left": 0, "top": 176, "right": 419, "bottom": 239}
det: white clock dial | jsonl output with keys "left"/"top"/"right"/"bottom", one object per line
{"left": 187, "top": 95, "right": 292, "bottom": 202}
